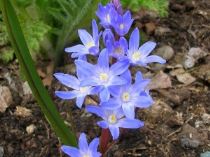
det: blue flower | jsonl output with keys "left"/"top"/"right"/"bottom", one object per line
{"left": 112, "top": 0, "right": 123, "bottom": 14}
{"left": 127, "top": 28, "right": 166, "bottom": 66}
{"left": 103, "top": 70, "right": 153, "bottom": 119}
{"left": 112, "top": 10, "right": 134, "bottom": 36}
{"left": 65, "top": 20, "right": 100, "bottom": 59}
{"left": 75, "top": 49, "right": 129, "bottom": 102}
{"left": 86, "top": 106, "right": 144, "bottom": 140}
{"left": 61, "top": 133, "right": 101, "bottom": 157}
{"left": 103, "top": 29, "right": 128, "bottom": 60}
{"left": 107, "top": 37, "right": 128, "bottom": 60}
{"left": 54, "top": 73, "right": 96, "bottom": 108}
{"left": 96, "top": 3, "right": 117, "bottom": 28}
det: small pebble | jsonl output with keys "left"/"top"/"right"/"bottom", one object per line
{"left": 0, "top": 146, "right": 4, "bottom": 157}
{"left": 180, "top": 136, "right": 200, "bottom": 148}
{"left": 148, "top": 71, "right": 172, "bottom": 89}
{"left": 26, "top": 124, "right": 36, "bottom": 134}
{"left": 200, "top": 151, "right": 210, "bottom": 157}
{"left": 155, "top": 26, "right": 171, "bottom": 36}
{"left": 155, "top": 45, "right": 175, "bottom": 61}
{"left": 22, "top": 82, "right": 32, "bottom": 95}
{"left": 14, "top": 106, "right": 32, "bottom": 117}
{"left": 202, "top": 113, "right": 210, "bottom": 124}
{"left": 184, "top": 47, "right": 207, "bottom": 69}
{"left": 176, "top": 73, "right": 196, "bottom": 85}
{"left": 145, "top": 22, "right": 156, "bottom": 35}
{"left": 0, "top": 86, "right": 13, "bottom": 113}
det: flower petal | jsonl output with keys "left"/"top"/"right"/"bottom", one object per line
{"left": 119, "top": 37, "right": 128, "bottom": 53}
{"left": 86, "top": 106, "right": 106, "bottom": 119}
{"left": 61, "top": 146, "right": 80, "bottom": 157}
{"left": 89, "top": 138, "right": 100, "bottom": 152}
{"left": 97, "top": 120, "right": 109, "bottom": 128}
{"left": 78, "top": 29, "right": 94, "bottom": 45}
{"left": 109, "top": 126, "right": 120, "bottom": 140}
{"left": 75, "top": 60, "right": 95, "bottom": 78}
{"left": 110, "top": 59, "right": 129, "bottom": 75}
{"left": 76, "top": 96, "right": 85, "bottom": 108}
{"left": 118, "top": 119, "right": 144, "bottom": 129}
{"left": 79, "top": 133, "right": 88, "bottom": 151}
{"left": 139, "top": 41, "right": 156, "bottom": 57}
{"left": 101, "top": 98, "right": 120, "bottom": 109}
{"left": 129, "top": 28, "right": 139, "bottom": 52}
{"left": 99, "top": 88, "right": 110, "bottom": 102}
{"left": 121, "top": 70, "right": 132, "bottom": 84}
{"left": 65, "top": 44, "right": 87, "bottom": 54}
{"left": 92, "top": 152, "right": 102, "bottom": 157}
{"left": 110, "top": 76, "right": 127, "bottom": 86}
{"left": 108, "top": 86, "right": 121, "bottom": 97}
{"left": 144, "top": 55, "right": 166, "bottom": 64}
{"left": 55, "top": 91, "right": 78, "bottom": 100}
{"left": 103, "top": 29, "right": 114, "bottom": 46}
{"left": 134, "top": 95, "right": 153, "bottom": 108}
{"left": 97, "top": 49, "right": 109, "bottom": 69}
{"left": 54, "top": 73, "right": 79, "bottom": 89}
{"left": 80, "top": 79, "right": 98, "bottom": 87}
{"left": 122, "top": 103, "right": 135, "bottom": 119}
{"left": 92, "top": 19, "right": 98, "bottom": 40}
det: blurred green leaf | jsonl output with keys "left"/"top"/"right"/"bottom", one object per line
{"left": 114, "top": 0, "right": 169, "bottom": 17}
{"left": 36, "top": 0, "right": 100, "bottom": 64}
{"left": 0, "top": 0, "right": 77, "bottom": 146}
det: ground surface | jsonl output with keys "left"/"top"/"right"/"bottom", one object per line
{"left": 0, "top": 0, "right": 210, "bottom": 157}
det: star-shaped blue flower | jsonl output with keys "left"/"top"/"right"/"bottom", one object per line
{"left": 127, "top": 28, "right": 166, "bottom": 66}
{"left": 54, "top": 73, "right": 96, "bottom": 108}
{"left": 112, "top": 10, "right": 134, "bottom": 36}
{"left": 61, "top": 133, "right": 101, "bottom": 157}
{"left": 65, "top": 20, "right": 100, "bottom": 59}
{"left": 86, "top": 106, "right": 144, "bottom": 140}
{"left": 103, "top": 29, "right": 128, "bottom": 60}
{"left": 102, "top": 70, "right": 153, "bottom": 119}
{"left": 75, "top": 49, "right": 129, "bottom": 102}
{"left": 96, "top": 3, "right": 117, "bottom": 28}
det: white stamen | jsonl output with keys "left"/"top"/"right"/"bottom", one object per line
{"left": 132, "top": 51, "right": 141, "bottom": 62}
{"left": 80, "top": 87, "right": 89, "bottom": 93}
{"left": 86, "top": 42, "right": 95, "bottom": 49}
{"left": 120, "top": 24, "right": 124, "bottom": 30}
{"left": 108, "top": 114, "right": 117, "bottom": 124}
{"left": 106, "top": 14, "right": 111, "bottom": 23}
{"left": 99, "top": 73, "right": 109, "bottom": 82}
{"left": 121, "top": 92, "right": 130, "bottom": 102}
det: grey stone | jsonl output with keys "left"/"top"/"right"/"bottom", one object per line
{"left": 155, "top": 45, "right": 175, "bottom": 61}
{"left": 0, "top": 146, "right": 4, "bottom": 157}
{"left": 200, "top": 151, "right": 210, "bottom": 157}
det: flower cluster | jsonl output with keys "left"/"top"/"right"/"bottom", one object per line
{"left": 55, "top": 1, "right": 165, "bottom": 156}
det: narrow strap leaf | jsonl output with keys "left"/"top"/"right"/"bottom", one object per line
{"left": 0, "top": 0, "right": 77, "bottom": 146}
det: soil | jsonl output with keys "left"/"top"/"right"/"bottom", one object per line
{"left": 0, "top": 0, "right": 210, "bottom": 157}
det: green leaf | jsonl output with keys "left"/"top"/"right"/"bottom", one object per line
{"left": 0, "top": 0, "right": 77, "bottom": 146}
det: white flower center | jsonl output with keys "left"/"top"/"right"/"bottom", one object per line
{"left": 86, "top": 42, "right": 95, "bottom": 49}
{"left": 121, "top": 92, "right": 130, "bottom": 102}
{"left": 108, "top": 114, "right": 117, "bottom": 124}
{"left": 83, "top": 154, "right": 90, "bottom": 157}
{"left": 80, "top": 87, "right": 89, "bottom": 93}
{"left": 99, "top": 73, "right": 109, "bottom": 83}
{"left": 106, "top": 14, "right": 111, "bottom": 23}
{"left": 132, "top": 51, "right": 141, "bottom": 62}
{"left": 120, "top": 24, "right": 124, "bottom": 30}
